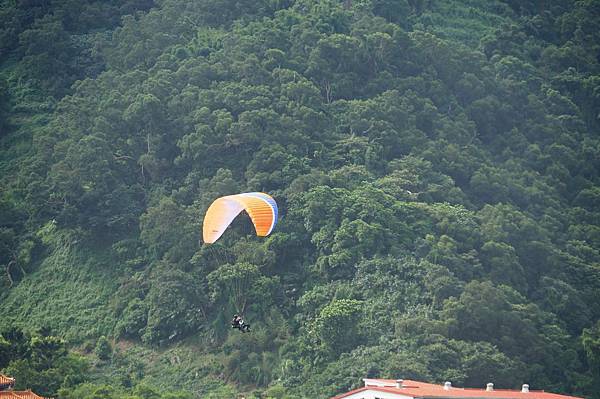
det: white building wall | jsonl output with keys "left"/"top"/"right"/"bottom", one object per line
{"left": 340, "top": 389, "right": 414, "bottom": 399}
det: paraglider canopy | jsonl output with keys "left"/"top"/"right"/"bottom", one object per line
{"left": 203, "top": 192, "right": 278, "bottom": 244}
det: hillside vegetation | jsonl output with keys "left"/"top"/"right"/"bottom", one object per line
{"left": 1, "top": 1, "right": 600, "bottom": 398}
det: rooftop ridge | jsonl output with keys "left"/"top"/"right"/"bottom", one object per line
{"left": 365, "top": 379, "right": 549, "bottom": 393}
{"left": 460, "top": 387, "right": 546, "bottom": 392}
{"left": 0, "top": 375, "right": 50, "bottom": 399}
{"left": 339, "top": 378, "right": 583, "bottom": 399}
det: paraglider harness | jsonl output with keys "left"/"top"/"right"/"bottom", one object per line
{"left": 231, "top": 315, "right": 251, "bottom": 333}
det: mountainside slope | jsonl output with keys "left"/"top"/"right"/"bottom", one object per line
{"left": 1, "top": 1, "right": 599, "bottom": 398}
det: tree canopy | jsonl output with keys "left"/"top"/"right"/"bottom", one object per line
{"left": 1, "top": 0, "right": 599, "bottom": 398}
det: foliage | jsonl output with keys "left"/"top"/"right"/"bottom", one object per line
{"left": 95, "top": 336, "right": 112, "bottom": 361}
{"left": 1, "top": 0, "right": 599, "bottom": 398}
{"left": 0, "top": 327, "right": 88, "bottom": 397}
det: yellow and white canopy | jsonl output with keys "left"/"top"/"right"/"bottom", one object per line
{"left": 202, "top": 192, "right": 278, "bottom": 244}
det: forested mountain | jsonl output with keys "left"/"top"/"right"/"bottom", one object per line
{"left": 1, "top": 1, "right": 599, "bottom": 398}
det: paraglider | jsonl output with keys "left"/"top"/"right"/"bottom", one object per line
{"left": 231, "top": 314, "right": 251, "bottom": 333}
{"left": 202, "top": 192, "right": 278, "bottom": 244}
{"left": 202, "top": 192, "right": 278, "bottom": 333}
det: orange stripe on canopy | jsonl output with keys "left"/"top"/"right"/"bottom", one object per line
{"left": 202, "top": 192, "right": 278, "bottom": 244}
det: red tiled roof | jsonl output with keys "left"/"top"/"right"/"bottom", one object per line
{"left": 331, "top": 379, "right": 584, "bottom": 399}
{"left": 0, "top": 390, "right": 47, "bottom": 399}
{"left": 0, "top": 375, "right": 15, "bottom": 388}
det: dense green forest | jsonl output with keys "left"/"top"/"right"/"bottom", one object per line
{"left": 1, "top": 0, "right": 599, "bottom": 398}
